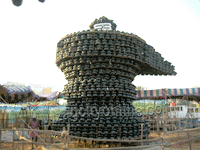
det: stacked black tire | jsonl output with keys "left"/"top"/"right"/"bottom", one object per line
{"left": 52, "top": 17, "right": 176, "bottom": 140}
{"left": 12, "top": 0, "right": 45, "bottom": 7}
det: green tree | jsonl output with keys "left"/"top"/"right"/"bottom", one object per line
{"left": 136, "top": 86, "right": 147, "bottom": 91}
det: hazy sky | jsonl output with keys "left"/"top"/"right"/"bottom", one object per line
{"left": 0, "top": 0, "right": 200, "bottom": 92}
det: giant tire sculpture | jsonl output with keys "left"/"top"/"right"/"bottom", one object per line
{"left": 12, "top": 0, "right": 45, "bottom": 7}
{"left": 52, "top": 16, "right": 176, "bottom": 140}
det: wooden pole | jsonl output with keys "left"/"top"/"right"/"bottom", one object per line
{"left": 12, "top": 127, "right": 14, "bottom": 149}
{"left": 0, "top": 124, "right": 2, "bottom": 147}
{"left": 0, "top": 110, "right": 2, "bottom": 129}
{"left": 161, "top": 132, "right": 164, "bottom": 150}
{"left": 15, "top": 113, "right": 17, "bottom": 128}
{"left": 3, "top": 109, "right": 6, "bottom": 128}
{"left": 141, "top": 124, "right": 144, "bottom": 150}
{"left": 67, "top": 124, "right": 70, "bottom": 150}
{"left": 12, "top": 117, "right": 14, "bottom": 129}
{"left": 153, "top": 100, "right": 155, "bottom": 132}
{"left": 162, "top": 95, "right": 165, "bottom": 132}
{"left": 5, "top": 110, "right": 8, "bottom": 128}
{"left": 156, "top": 114, "right": 160, "bottom": 136}
{"left": 164, "top": 93, "right": 167, "bottom": 133}
{"left": 22, "top": 128, "right": 24, "bottom": 150}
{"left": 26, "top": 109, "right": 28, "bottom": 124}
{"left": 187, "top": 96, "right": 190, "bottom": 128}
{"left": 44, "top": 125, "right": 47, "bottom": 143}
{"left": 48, "top": 113, "right": 49, "bottom": 122}
{"left": 178, "top": 128, "right": 183, "bottom": 149}
{"left": 144, "top": 99, "right": 145, "bottom": 118}
{"left": 63, "top": 127, "right": 67, "bottom": 150}
{"left": 187, "top": 130, "right": 192, "bottom": 150}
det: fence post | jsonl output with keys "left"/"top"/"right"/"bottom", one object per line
{"left": 0, "top": 110, "right": 2, "bottom": 129}
{"left": 29, "top": 110, "right": 31, "bottom": 122}
{"left": 44, "top": 125, "right": 47, "bottom": 143}
{"left": 141, "top": 124, "right": 144, "bottom": 150}
{"left": 21, "top": 110, "right": 24, "bottom": 127}
{"left": 187, "top": 130, "right": 192, "bottom": 150}
{"left": 161, "top": 132, "right": 164, "bottom": 150}
{"left": 63, "top": 127, "right": 67, "bottom": 149}
{"left": 26, "top": 110, "right": 28, "bottom": 124}
{"left": 157, "top": 118, "right": 160, "bottom": 136}
{"left": 4, "top": 110, "right": 8, "bottom": 128}
{"left": 15, "top": 113, "right": 18, "bottom": 128}
{"left": 48, "top": 113, "right": 49, "bottom": 122}
{"left": 67, "top": 124, "right": 70, "bottom": 150}
{"left": 22, "top": 128, "right": 24, "bottom": 150}
{"left": 12, "top": 127, "right": 14, "bottom": 148}
{"left": 3, "top": 109, "right": 6, "bottom": 128}
{"left": 178, "top": 129, "right": 183, "bottom": 149}
{"left": 12, "top": 116, "right": 14, "bottom": 129}
{"left": 153, "top": 119, "right": 155, "bottom": 132}
{"left": 0, "top": 125, "right": 2, "bottom": 147}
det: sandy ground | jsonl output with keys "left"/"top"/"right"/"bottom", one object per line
{"left": 0, "top": 141, "right": 200, "bottom": 150}
{"left": 0, "top": 131, "right": 200, "bottom": 150}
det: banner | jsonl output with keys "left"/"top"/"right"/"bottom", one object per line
{"left": 137, "top": 87, "right": 200, "bottom": 99}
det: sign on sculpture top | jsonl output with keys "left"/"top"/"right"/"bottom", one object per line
{"left": 90, "top": 16, "right": 117, "bottom": 31}
{"left": 94, "top": 23, "right": 112, "bottom": 31}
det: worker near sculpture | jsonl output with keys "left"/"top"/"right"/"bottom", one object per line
{"left": 28, "top": 115, "right": 40, "bottom": 143}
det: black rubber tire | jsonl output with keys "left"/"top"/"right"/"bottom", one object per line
{"left": 155, "top": 105, "right": 162, "bottom": 114}
{"left": 12, "top": 0, "right": 23, "bottom": 6}
{"left": 38, "top": 0, "right": 45, "bottom": 2}
{"left": 148, "top": 106, "right": 154, "bottom": 116}
{"left": 136, "top": 108, "right": 142, "bottom": 116}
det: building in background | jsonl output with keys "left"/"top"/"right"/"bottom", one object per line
{"left": 33, "top": 89, "right": 39, "bottom": 95}
{"left": 42, "top": 87, "right": 52, "bottom": 94}
{"left": 136, "top": 86, "right": 148, "bottom": 91}
{"left": 3, "top": 82, "right": 25, "bottom": 86}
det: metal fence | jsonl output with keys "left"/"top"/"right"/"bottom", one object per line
{"left": 0, "top": 107, "right": 200, "bottom": 149}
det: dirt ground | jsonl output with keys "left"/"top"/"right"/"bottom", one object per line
{"left": 0, "top": 132, "right": 200, "bottom": 150}
{"left": 1, "top": 141, "right": 200, "bottom": 150}
{"left": 0, "top": 142, "right": 44, "bottom": 150}
{"left": 0, "top": 140, "right": 116, "bottom": 150}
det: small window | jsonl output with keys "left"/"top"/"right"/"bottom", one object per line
{"left": 188, "top": 108, "right": 194, "bottom": 113}
{"left": 176, "top": 107, "right": 179, "bottom": 111}
{"left": 180, "top": 107, "right": 183, "bottom": 111}
{"left": 171, "top": 107, "right": 174, "bottom": 111}
{"left": 167, "top": 107, "right": 170, "bottom": 112}
{"left": 195, "top": 108, "right": 198, "bottom": 113}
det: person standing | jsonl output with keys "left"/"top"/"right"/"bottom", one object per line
{"left": 28, "top": 115, "right": 40, "bottom": 148}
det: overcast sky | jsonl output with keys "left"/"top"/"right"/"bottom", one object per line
{"left": 0, "top": 0, "right": 200, "bottom": 92}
